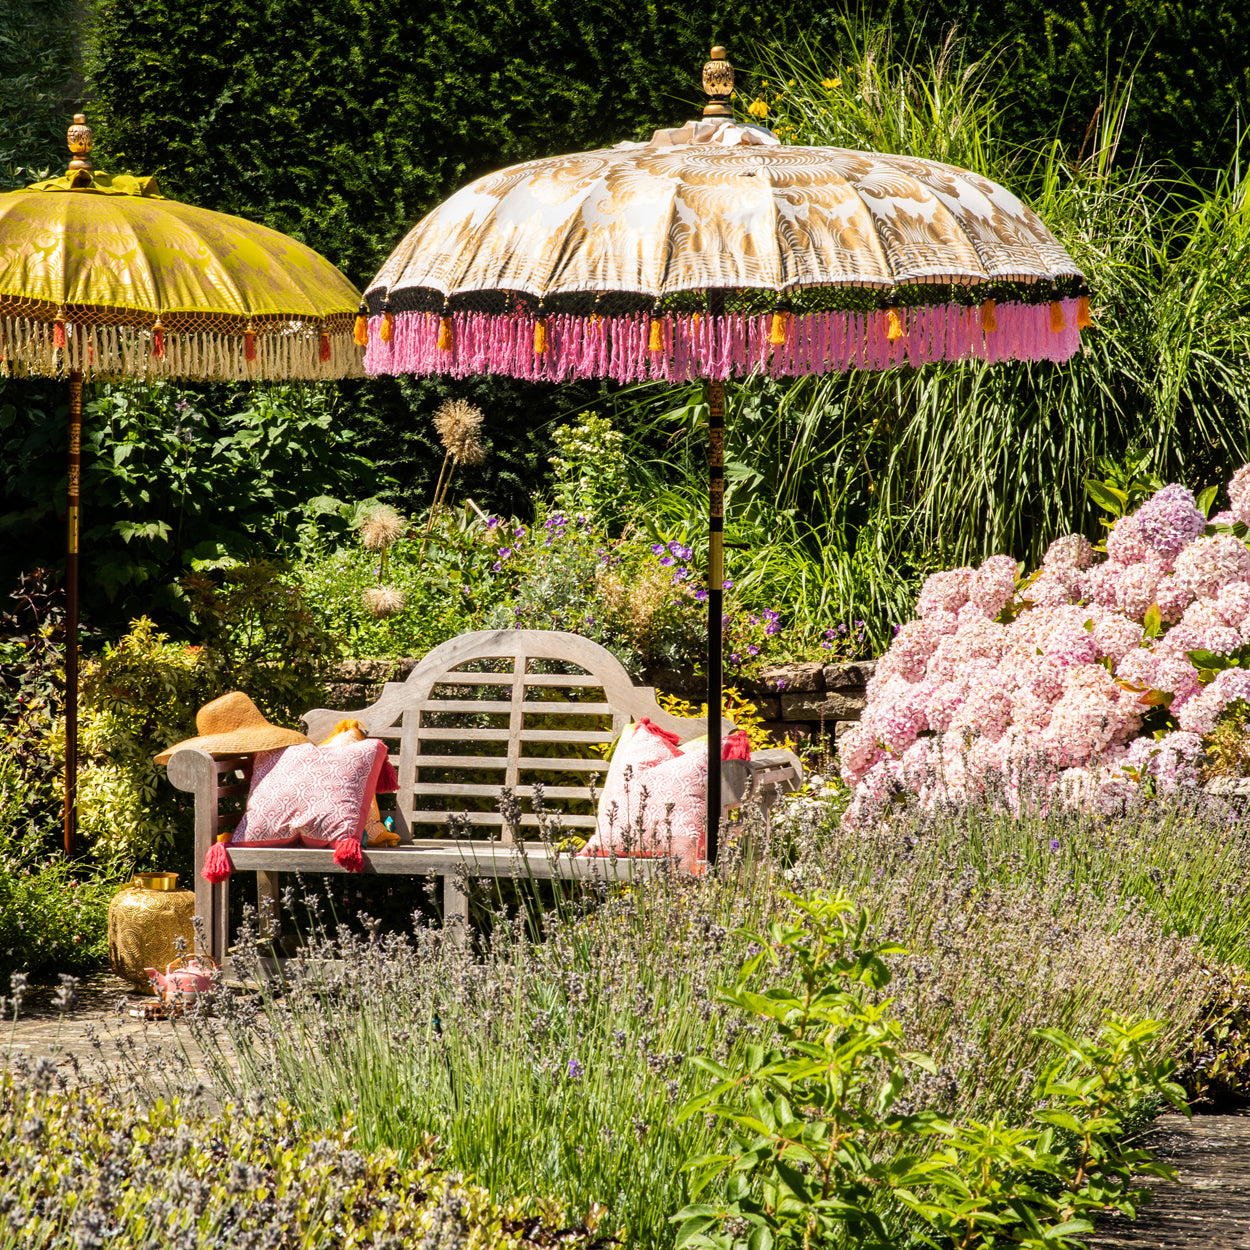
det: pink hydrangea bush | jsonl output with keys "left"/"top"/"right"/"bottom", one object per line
{"left": 842, "top": 469, "right": 1250, "bottom": 826}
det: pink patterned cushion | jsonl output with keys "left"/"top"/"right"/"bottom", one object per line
{"left": 232, "top": 739, "right": 388, "bottom": 849}
{"left": 580, "top": 720, "right": 707, "bottom": 872}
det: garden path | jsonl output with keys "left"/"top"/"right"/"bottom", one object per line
{"left": 3, "top": 969, "right": 213, "bottom": 1089}
{"left": 1093, "top": 1112, "right": 1250, "bottom": 1248}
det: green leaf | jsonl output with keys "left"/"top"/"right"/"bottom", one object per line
{"left": 1197, "top": 484, "right": 1220, "bottom": 517}
{"left": 1084, "top": 479, "right": 1129, "bottom": 516}
{"left": 1143, "top": 603, "right": 1163, "bottom": 638}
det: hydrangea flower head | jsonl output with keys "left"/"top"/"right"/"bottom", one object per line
{"left": 1136, "top": 484, "right": 1207, "bottom": 558}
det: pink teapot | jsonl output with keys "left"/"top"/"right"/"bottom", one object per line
{"left": 145, "top": 954, "right": 217, "bottom": 1005}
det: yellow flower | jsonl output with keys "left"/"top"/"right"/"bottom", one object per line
{"left": 822, "top": 77, "right": 842, "bottom": 90}
{"left": 747, "top": 98, "right": 769, "bottom": 119}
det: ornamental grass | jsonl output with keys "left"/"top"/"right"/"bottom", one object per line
{"left": 92, "top": 785, "right": 1245, "bottom": 1250}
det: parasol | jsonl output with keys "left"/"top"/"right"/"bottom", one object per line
{"left": 0, "top": 115, "right": 365, "bottom": 854}
{"left": 360, "top": 49, "right": 1090, "bottom": 861}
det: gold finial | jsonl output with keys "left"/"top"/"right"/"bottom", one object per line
{"left": 67, "top": 113, "right": 93, "bottom": 186}
{"left": 702, "top": 46, "right": 734, "bottom": 118}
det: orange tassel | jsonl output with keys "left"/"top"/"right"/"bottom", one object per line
{"left": 353, "top": 313, "right": 368, "bottom": 346}
{"left": 648, "top": 318, "right": 663, "bottom": 351}
{"left": 380, "top": 311, "right": 394, "bottom": 343}
{"left": 980, "top": 299, "right": 998, "bottom": 332}
{"left": 152, "top": 318, "right": 165, "bottom": 359}
{"left": 534, "top": 318, "right": 548, "bottom": 354}
{"left": 53, "top": 317, "right": 66, "bottom": 350}
{"left": 691, "top": 311, "right": 700, "bottom": 328}
{"left": 437, "top": 316, "right": 454, "bottom": 352}
{"left": 319, "top": 333, "right": 331, "bottom": 362}
{"left": 244, "top": 323, "right": 256, "bottom": 362}
{"left": 1049, "top": 300, "right": 1065, "bottom": 332}
{"left": 1076, "top": 295, "right": 1093, "bottom": 329}
{"left": 769, "top": 311, "right": 788, "bottom": 346}
{"left": 886, "top": 309, "right": 904, "bottom": 342}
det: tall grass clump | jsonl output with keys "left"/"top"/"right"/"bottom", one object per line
{"left": 162, "top": 786, "right": 1250, "bottom": 1250}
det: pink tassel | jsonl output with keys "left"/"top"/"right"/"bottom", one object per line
{"left": 722, "top": 730, "right": 751, "bottom": 761}
{"left": 376, "top": 756, "right": 399, "bottom": 794}
{"left": 201, "top": 837, "right": 232, "bottom": 883}
{"left": 638, "top": 718, "right": 682, "bottom": 748}
{"left": 334, "top": 838, "right": 364, "bottom": 872}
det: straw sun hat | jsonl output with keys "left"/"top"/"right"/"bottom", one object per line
{"left": 154, "top": 691, "right": 310, "bottom": 765}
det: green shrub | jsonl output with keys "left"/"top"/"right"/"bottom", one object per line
{"left": 182, "top": 558, "right": 338, "bottom": 726}
{"left": 675, "top": 894, "right": 1187, "bottom": 1250}
{"left": 0, "top": 1074, "right": 606, "bottom": 1249}
{"left": 0, "top": 754, "right": 112, "bottom": 982}
{"left": 71, "top": 618, "right": 220, "bottom": 871}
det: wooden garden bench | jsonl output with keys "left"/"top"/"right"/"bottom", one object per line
{"left": 168, "top": 629, "right": 803, "bottom": 965}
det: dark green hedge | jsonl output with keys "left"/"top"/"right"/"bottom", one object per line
{"left": 85, "top": 0, "right": 1250, "bottom": 294}
{"left": 86, "top": 0, "right": 844, "bottom": 287}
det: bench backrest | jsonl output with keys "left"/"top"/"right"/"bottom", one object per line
{"left": 302, "top": 629, "right": 731, "bottom": 844}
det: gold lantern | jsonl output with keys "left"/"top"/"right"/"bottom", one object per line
{"left": 107, "top": 873, "right": 197, "bottom": 993}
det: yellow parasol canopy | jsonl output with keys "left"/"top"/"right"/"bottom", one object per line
{"left": 0, "top": 114, "right": 364, "bottom": 856}
{"left": 0, "top": 120, "right": 364, "bottom": 382}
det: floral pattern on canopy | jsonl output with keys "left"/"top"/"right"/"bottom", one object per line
{"left": 0, "top": 181, "right": 364, "bottom": 381}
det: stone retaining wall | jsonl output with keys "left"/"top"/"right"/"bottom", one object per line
{"left": 326, "top": 656, "right": 875, "bottom": 749}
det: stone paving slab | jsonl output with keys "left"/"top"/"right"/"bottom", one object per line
{"left": 2, "top": 969, "right": 214, "bottom": 1087}
{"left": 1093, "top": 1112, "right": 1250, "bottom": 1249}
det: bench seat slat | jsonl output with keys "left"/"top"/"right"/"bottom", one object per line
{"left": 225, "top": 844, "right": 651, "bottom": 879}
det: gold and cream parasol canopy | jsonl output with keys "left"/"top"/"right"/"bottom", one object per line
{"left": 371, "top": 124, "right": 1078, "bottom": 301}
{"left": 363, "top": 114, "right": 1087, "bottom": 382}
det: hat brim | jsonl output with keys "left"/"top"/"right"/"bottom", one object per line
{"left": 154, "top": 725, "right": 310, "bottom": 766}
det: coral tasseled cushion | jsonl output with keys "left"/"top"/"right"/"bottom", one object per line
{"left": 580, "top": 719, "right": 708, "bottom": 872}
{"left": 232, "top": 739, "right": 388, "bottom": 849}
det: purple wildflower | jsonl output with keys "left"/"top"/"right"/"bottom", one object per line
{"left": 729, "top": 652, "right": 742, "bottom": 665}
{"left": 568, "top": 1058, "right": 584, "bottom": 1079}
{"left": 498, "top": 547, "right": 512, "bottom": 559}
{"left": 747, "top": 644, "right": 759, "bottom": 656}
{"left": 724, "top": 579, "right": 734, "bottom": 590}
{"left": 492, "top": 561, "right": 502, "bottom": 572}
{"left": 694, "top": 588, "right": 708, "bottom": 602}
{"left": 651, "top": 543, "right": 665, "bottom": 555}
{"left": 660, "top": 556, "right": 674, "bottom": 567}
{"left": 1049, "top": 838, "right": 1060, "bottom": 852}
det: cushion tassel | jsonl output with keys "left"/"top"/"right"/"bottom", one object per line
{"left": 152, "top": 317, "right": 165, "bottom": 359}
{"left": 886, "top": 308, "right": 904, "bottom": 342}
{"left": 1076, "top": 295, "right": 1093, "bottom": 329}
{"left": 722, "top": 730, "right": 752, "bottom": 761}
{"left": 769, "top": 311, "right": 788, "bottom": 346}
{"left": 333, "top": 838, "right": 364, "bottom": 872}
{"left": 1049, "top": 300, "right": 1066, "bottom": 332}
{"left": 437, "top": 316, "right": 454, "bottom": 351}
{"left": 534, "top": 318, "right": 548, "bottom": 354}
{"left": 201, "top": 832, "right": 232, "bottom": 883}
{"left": 353, "top": 304, "right": 368, "bottom": 346}
{"left": 637, "top": 717, "right": 681, "bottom": 748}
{"left": 980, "top": 298, "right": 998, "bottom": 332}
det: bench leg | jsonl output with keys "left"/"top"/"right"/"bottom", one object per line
{"left": 256, "top": 871, "right": 281, "bottom": 940}
{"left": 442, "top": 873, "right": 469, "bottom": 948}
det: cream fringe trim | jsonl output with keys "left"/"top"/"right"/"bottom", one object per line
{"left": 0, "top": 319, "right": 365, "bottom": 382}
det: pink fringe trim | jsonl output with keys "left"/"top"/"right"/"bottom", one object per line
{"left": 364, "top": 300, "right": 1083, "bottom": 380}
